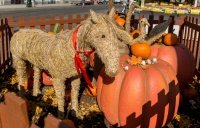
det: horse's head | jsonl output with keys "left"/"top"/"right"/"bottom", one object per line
{"left": 84, "top": 10, "right": 120, "bottom": 77}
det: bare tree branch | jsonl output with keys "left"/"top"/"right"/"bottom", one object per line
{"left": 108, "top": 0, "right": 114, "bottom": 12}
{"left": 125, "top": 3, "right": 135, "bottom": 33}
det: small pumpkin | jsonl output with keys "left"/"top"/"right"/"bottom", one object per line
{"left": 97, "top": 55, "right": 180, "bottom": 127}
{"left": 48, "top": 32, "right": 55, "bottom": 35}
{"left": 130, "top": 29, "right": 141, "bottom": 39}
{"left": 163, "top": 33, "right": 178, "bottom": 46}
{"left": 86, "top": 85, "right": 97, "bottom": 97}
{"left": 131, "top": 42, "right": 151, "bottom": 59}
{"left": 115, "top": 17, "right": 126, "bottom": 27}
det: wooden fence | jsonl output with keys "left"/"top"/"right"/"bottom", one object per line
{"left": 180, "top": 16, "right": 200, "bottom": 78}
{"left": 0, "top": 18, "right": 12, "bottom": 74}
{"left": 0, "top": 14, "right": 88, "bottom": 74}
{"left": 0, "top": 14, "right": 199, "bottom": 79}
{"left": 6, "top": 14, "right": 89, "bottom": 34}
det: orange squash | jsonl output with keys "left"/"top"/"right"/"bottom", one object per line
{"left": 130, "top": 29, "right": 141, "bottom": 39}
{"left": 86, "top": 85, "right": 97, "bottom": 97}
{"left": 131, "top": 42, "right": 151, "bottom": 59}
{"left": 163, "top": 33, "right": 178, "bottom": 46}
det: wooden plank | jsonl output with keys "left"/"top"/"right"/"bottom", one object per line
{"left": 185, "top": 17, "right": 191, "bottom": 48}
{"left": 67, "top": 15, "right": 73, "bottom": 30}
{"left": 0, "top": 19, "right": 2, "bottom": 70}
{"left": 168, "top": 16, "right": 174, "bottom": 33}
{"left": 75, "top": 14, "right": 81, "bottom": 26}
{"left": 39, "top": 16, "right": 46, "bottom": 30}
{"left": 191, "top": 18, "right": 198, "bottom": 54}
{"left": 83, "top": 14, "right": 89, "bottom": 20}
{"left": 188, "top": 17, "right": 194, "bottom": 51}
{"left": 158, "top": 15, "right": 164, "bottom": 24}
{"left": 50, "top": 16, "right": 55, "bottom": 32}
{"left": 1, "top": 20, "right": 5, "bottom": 72}
{"left": 184, "top": 21, "right": 200, "bottom": 31}
{"left": 5, "top": 20, "right": 9, "bottom": 70}
{"left": 183, "top": 18, "right": 187, "bottom": 45}
{"left": 196, "top": 32, "right": 200, "bottom": 71}
{"left": 58, "top": 15, "right": 65, "bottom": 31}
{"left": 178, "top": 16, "right": 186, "bottom": 43}
{"left": 148, "top": 15, "right": 154, "bottom": 34}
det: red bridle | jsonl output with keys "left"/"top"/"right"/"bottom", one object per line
{"left": 72, "top": 26, "right": 95, "bottom": 88}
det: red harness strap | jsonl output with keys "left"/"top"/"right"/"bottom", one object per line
{"left": 72, "top": 26, "right": 95, "bottom": 88}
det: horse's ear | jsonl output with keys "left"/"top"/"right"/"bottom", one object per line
{"left": 108, "top": 7, "right": 115, "bottom": 19}
{"left": 90, "top": 9, "right": 99, "bottom": 23}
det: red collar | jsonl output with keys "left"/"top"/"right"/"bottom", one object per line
{"left": 72, "top": 26, "right": 95, "bottom": 88}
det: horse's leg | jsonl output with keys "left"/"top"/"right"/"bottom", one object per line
{"left": 71, "top": 78, "right": 81, "bottom": 118}
{"left": 32, "top": 66, "right": 41, "bottom": 96}
{"left": 13, "top": 57, "right": 27, "bottom": 90}
{"left": 52, "top": 78, "right": 66, "bottom": 119}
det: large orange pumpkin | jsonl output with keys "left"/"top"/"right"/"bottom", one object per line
{"left": 97, "top": 55, "right": 180, "bottom": 127}
{"left": 151, "top": 43, "right": 195, "bottom": 89}
{"left": 130, "top": 29, "right": 141, "bottom": 39}
{"left": 131, "top": 42, "right": 151, "bottom": 59}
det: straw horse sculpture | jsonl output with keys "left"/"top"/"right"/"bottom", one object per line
{"left": 10, "top": 9, "right": 135, "bottom": 118}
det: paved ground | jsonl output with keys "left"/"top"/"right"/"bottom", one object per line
{"left": 0, "top": 4, "right": 123, "bottom": 19}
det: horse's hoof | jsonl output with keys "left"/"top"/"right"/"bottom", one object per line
{"left": 70, "top": 109, "right": 77, "bottom": 118}
{"left": 33, "top": 90, "right": 41, "bottom": 97}
{"left": 58, "top": 110, "right": 65, "bottom": 120}
{"left": 69, "top": 109, "right": 80, "bottom": 124}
